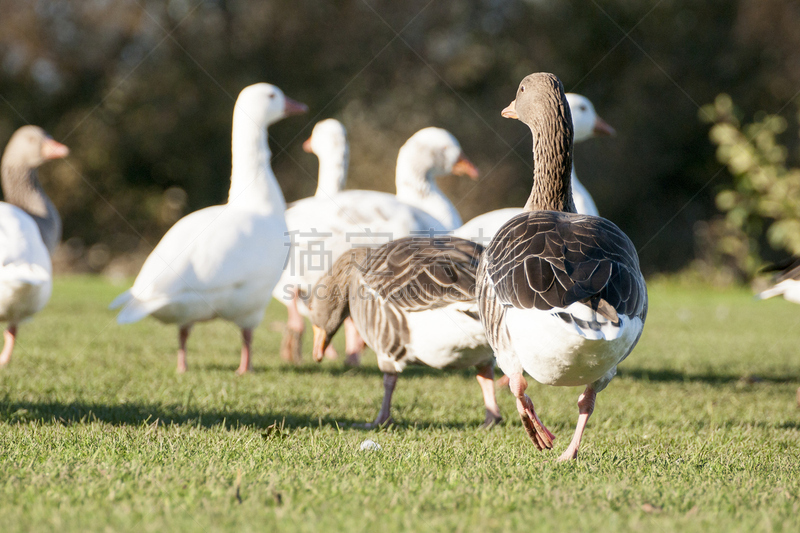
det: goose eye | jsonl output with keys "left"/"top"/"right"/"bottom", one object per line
{"left": 580, "top": 105, "right": 587, "bottom": 111}
{"left": 269, "top": 93, "right": 276, "bottom": 99}
{"left": 519, "top": 86, "right": 525, "bottom": 93}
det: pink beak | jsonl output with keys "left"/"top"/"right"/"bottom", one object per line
{"left": 41, "top": 138, "right": 69, "bottom": 160}
{"left": 302, "top": 136, "right": 313, "bottom": 153}
{"left": 592, "top": 116, "right": 616, "bottom": 137}
{"left": 283, "top": 97, "right": 308, "bottom": 117}
{"left": 501, "top": 100, "right": 519, "bottom": 119}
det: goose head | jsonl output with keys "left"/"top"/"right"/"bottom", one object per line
{"left": 565, "top": 93, "right": 616, "bottom": 142}
{"left": 2, "top": 126, "right": 69, "bottom": 170}
{"left": 503, "top": 72, "right": 575, "bottom": 212}
{"left": 308, "top": 248, "right": 368, "bottom": 362}
{"left": 303, "top": 119, "right": 349, "bottom": 196}
{"left": 234, "top": 83, "right": 308, "bottom": 128}
{"left": 397, "top": 127, "right": 479, "bottom": 186}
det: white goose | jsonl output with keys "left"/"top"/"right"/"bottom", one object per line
{"left": 308, "top": 236, "right": 499, "bottom": 428}
{"left": 110, "top": 83, "right": 307, "bottom": 374}
{"left": 0, "top": 126, "right": 69, "bottom": 366}
{"left": 274, "top": 127, "right": 478, "bottom": 364}
{"left": 454, "top": 93, "right": 614, "bottom": 244}
{"left": 477, "top": 73, "right": 647, "bottom": 461}
{"left": 756, "top": 257, "right": 800, "bottom": 405}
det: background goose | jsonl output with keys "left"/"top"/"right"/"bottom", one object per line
{"left": 0, "top": 126, "right": 69, "bottom": 366}
{"left": 273, "top": 127, "right": 478, "bottom": 365}
{"left": 308, "top": 236, "right": 501, "bottom": 428}
{"left": 454, "top": 93, "right": 615, "bottom": 244}
{"left": 109, "top": 83, "right": 307, "bottom": 374}
{"left": 756, "top": 257, "right": 800, "bottom": 405}
{"left": 477, "top": 73, "right": 647, "bottom": 460}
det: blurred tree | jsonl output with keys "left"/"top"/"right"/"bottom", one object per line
{"left": 0, "top": 0, "right": 797, "bottom": 276}
{"left": 698, "top": 94, "right": 800, "bottom": 281}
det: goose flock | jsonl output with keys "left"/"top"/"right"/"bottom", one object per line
{"left": 1, "top": 71, "right": 787, "bottom": 460}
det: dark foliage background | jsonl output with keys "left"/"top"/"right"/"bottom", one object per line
{"left": 1, "top": 0, "right": 799, "bottom": 275}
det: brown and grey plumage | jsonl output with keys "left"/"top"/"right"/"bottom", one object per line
{"left": 309, "top": 236, "right": 501, "bottom": 428}
{"left": 477, "top": 72, "right": 648, "bottom": 460}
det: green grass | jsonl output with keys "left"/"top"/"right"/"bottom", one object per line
{"left": 1, "top": 276, "right": 799, "bottom": 532}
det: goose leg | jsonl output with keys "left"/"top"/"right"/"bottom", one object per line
{"left": 476, "top": 363, "right": 502, "bottom": 427}
{"left": 343, "top": 317, "right": 365, "bottom": 367}
{"left": 0, "top": 325, "right": 17, "bottom": 367}
{"left": 280, "top": 289, "right": 305, "bottom": 364}
{"left": 236, "top": 328, "right": 253, "bottom": 375}
{"left": 557, "top": 386, "right": 596, "bottom": 461}
{"left": 177, "top": 325, "right": 191, "bottom": 373}
{"left": 365, "top": 373, "right": 397, "bottom": 428}
{"left": 495, "top": 374, "right": 510, "bottom": 389}
{"left": 509, "top": 373, "right": 554, "bottom": 450}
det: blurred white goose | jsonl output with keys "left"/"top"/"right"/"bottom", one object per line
{"left": 110, "top": 83, "right": 307, "bottom": 374}
{"left": 0, "top": 126, "right": 69, "bottom": 366}
{"left": 274, "top": 127, "right": 478, "bottom": 365}
{"left": 454, "top": 93, "right": 614, "bottom": 244}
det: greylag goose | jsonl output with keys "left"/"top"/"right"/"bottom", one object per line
{"left": 274, "top": 127, "right": 478, "bottom": 365}
{"left": 477, "top": 73, "right": 647, "bottom": 460}
{"left": 0, "top": 126, "right": 69, "bottom": 366}
{"left": 454, "top": 93, "right": 615, "bottom": 244}
{"left": 110, "top": 83, "right": 307, "bottom": 374}
{"left": 308, "top": 236, "right": 501, "bottom": 428}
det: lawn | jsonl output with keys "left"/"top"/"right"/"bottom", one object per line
{"left": 0, "top": 276, "right": 798, "bottom": 532}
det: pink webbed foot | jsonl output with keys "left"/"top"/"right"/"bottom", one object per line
{"left": 516, "top": 394, "right": 555, "bottom": 450}
{"left": 556, "top": 386, "right": 597, "bottom": 462}
{"left": 509, "top": 373, "right": 554, "bottom": 450}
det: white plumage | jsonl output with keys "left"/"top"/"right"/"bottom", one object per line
{"left": 110, "top": 83, "right": 306, "bottom": 374}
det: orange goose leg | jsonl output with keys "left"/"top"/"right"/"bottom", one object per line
{"left": 343, "top": 317, "right": 365, "bottom": 367}
{"left": 236, "top": 328, "right": 253, "bottom": 375}
{"left": 177, "top": 325, "right": 191, "bottom": 373}
{"left": 280, "top": 288, "right": 305, "bottom": 364}
{"left": 476, "top": 363, "right": 502, "bottom": 427}
{"left": 0, "top": 325, "right": 17, "bottom": 366}
{"left": 509, "top": 373, "right": 554, "bottom": 450}
{"left": 557, "top": 386, "right": 596, "bottom": 461}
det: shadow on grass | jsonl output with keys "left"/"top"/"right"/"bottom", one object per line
{"left": 618, "top": 367, "right": 800, "bottom": 385}
{"left": 0, "top": 399, "right": 483, "bottom": 432}
{"left": 202, "top": 362, "right": 481, "bottom": 381}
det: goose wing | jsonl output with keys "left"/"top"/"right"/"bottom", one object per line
{"left": 483, "top": 211, "right": 646, "bottom": 322}
{"left": 350, "top": 236, "right": 483, "bottom": 362}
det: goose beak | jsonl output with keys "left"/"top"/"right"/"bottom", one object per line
{"left": 302, "top": 135, "right": 313, "bottom": 153}
{"left": 41, "top": 138, "right": 69, "bottom": 160}
{"left": 283, "top": 97, "right": 309, "bottom": 117}
{"left": 452, "top": 153, "right": 479, "bottom": 180}
{"left": 312, "top": 325, "right": 328, "bottom": 363}
{"left": 501, "top": 100, "right": 518, "bottom": 120}
{"left": 593, "top": 116, "right": 616, "bottom": 137}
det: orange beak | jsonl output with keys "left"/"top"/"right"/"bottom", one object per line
{"left": 41, "top": 138, "right": 69, "bottom": 160}
{"left": 592, "top": 116, "right": 616, "bottom": 137}
{"left": 452, "top": 153, "right": 479, "bottom": 180}
{"left": 501, "top": 99, "right": 518, "bottom": 120}
{"left": 302, "top": 136, "right": 313, "bottom": 153}
{"left": 312, "top": 325, "right": 328, "bottom": 363}
{"left": 283, "top": 97, "right": 308, "bottom": 117}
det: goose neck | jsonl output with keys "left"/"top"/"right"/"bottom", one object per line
{"left": 523, "top": 112, "right": 576, "bottom": 213}
{"left": 1, "top": 163, "right": 61, "bottom": 253}
{"left": 228, "top": 113, "right": 286, "bottom": 212}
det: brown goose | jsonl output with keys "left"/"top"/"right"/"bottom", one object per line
{"left": 0, "top": 126, "right": 69, "bottom": 365}
{"left": 308, "top": 236, "right": 501, "bottom": 428}
{"left": 477, "top": 73, "right": 647, "bottom": 460}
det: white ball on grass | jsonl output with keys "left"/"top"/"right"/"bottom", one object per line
{"left": 360, "top": 439, "right": 381, "bottom": 451}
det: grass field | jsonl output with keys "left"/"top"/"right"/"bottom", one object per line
{"left": 0, "top": 276, "right": 799, "bottom": 532}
